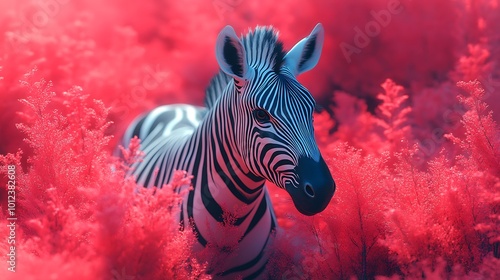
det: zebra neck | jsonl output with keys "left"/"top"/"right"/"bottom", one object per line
{"left": 203, "top": 106, "right": 266, "bottom": 205}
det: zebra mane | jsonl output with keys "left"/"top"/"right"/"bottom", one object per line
{"left": 241, "top": 26, "right": 286, "bottom": 73}
{"left": 205, "top": 26, "right": 286, "bottom": 109}
{"left": 205, "top": 70, "right": 232, "bottom": 109}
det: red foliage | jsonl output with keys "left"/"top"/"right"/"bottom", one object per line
{"left": 330, "top": 91, "right": 383, "bottom": 154}
{"left": 1, "top": 0, "right": 500, "bottom": 279}
{"left": 0, "top": 75, "right": 209, "bottom": 279}
{"left": 449, "top": 80, "right": 500, "bottom": 259}
{"left": 375, "top": 79, "right": 412, "bottom": 154}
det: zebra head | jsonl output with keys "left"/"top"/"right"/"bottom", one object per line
{"left": 214, "top": 24, "right": 335, "bottom": 216}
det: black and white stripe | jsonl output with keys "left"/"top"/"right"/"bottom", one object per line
{"left": 120, "top": 24, "right": 335, "bottom": 279}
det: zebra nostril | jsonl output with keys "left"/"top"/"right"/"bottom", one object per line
{"left": 304, "top": 183, "right": 315, "bottom": 198}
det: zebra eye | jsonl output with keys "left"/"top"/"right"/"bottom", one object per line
{"left": 253, "top": 109, "right": 270, "bottom": 123}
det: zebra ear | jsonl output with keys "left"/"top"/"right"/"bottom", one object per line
{"left": 284, "top": 23, "right": 324, "bottom": 76}
{"left": 215, "top": 25, "right": 250, "bottom": 81}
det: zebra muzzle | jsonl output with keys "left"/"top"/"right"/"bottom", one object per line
{"left": 286, "top": 156, "right": 336, "bottom": 216}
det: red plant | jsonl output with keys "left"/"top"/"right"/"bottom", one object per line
{"left": 375, "top": 79, "right": 412, "bottom": 156}
{"left": 449, "top": 80, "right": 500, "bottom": 259}
{"left": 0, "top": 73, "right": 210, "bottom": 279}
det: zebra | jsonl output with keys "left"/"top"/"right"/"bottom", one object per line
{"left": 119, "top": 23, "right": 336, "bottom": 279}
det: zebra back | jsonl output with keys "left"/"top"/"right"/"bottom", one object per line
{"left": 204, "top": 70, "right": 232, "bottom": 109}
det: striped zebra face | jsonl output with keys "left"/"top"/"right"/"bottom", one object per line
{"left": 215, "top": 24, "right": 335, "bottom": 215}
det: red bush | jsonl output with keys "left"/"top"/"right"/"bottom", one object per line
{"left": 0, "top": 74, "right": 209, "bottom": 279}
